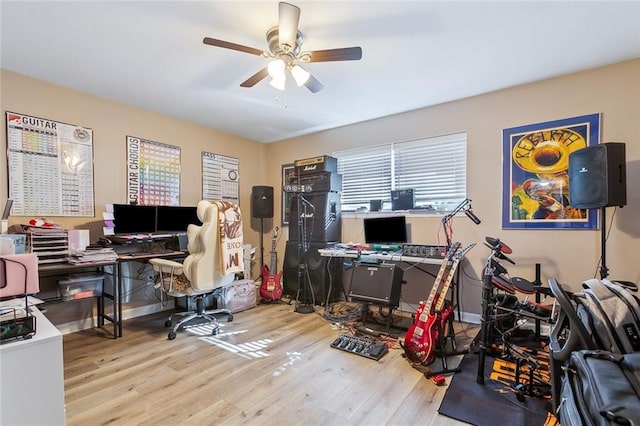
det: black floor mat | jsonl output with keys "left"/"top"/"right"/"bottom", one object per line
{"left": 438, "top": 349, "right": 557, "bottom": 426}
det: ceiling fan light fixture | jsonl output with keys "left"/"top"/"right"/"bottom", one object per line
{"left": 268, "top": 59, "right": 286, "bottom": 79}
{"left": 290, "top": 64, "right": 310, "bottom": 86}
{"left": 269, "top": 76, "right": 286, "bottom": 91}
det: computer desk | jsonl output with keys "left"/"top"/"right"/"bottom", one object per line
{"left": 39, "top": 259, "right": 120, "bottom": 338}
{"left": 317, "top": 248, "right": 463, "bottom": 321}
{"left": 38, "top": 250, "right": 186, "bottom": 338}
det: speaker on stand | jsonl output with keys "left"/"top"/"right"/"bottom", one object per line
{"left": 251, "top": 186, "right": 274, "bottom": 277}
{"left": 568, "top": 142, "right": 627, "bottom": 278}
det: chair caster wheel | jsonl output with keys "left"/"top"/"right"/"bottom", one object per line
{"left": 227, "top": 314, "right": 233, "bottom": 322}
{"left": 212, "top": 328, "right": 220, "bottom": 336}
{"left": 168, "top": 331, "right": 177, "bottom": 340}
{"left": 164, "top": 320, "right": 172, "bottom": 328}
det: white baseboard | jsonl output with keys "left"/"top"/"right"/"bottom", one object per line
{"left": 398, "top": 301, "right": 481, "bottom": 325}
{"left": 54, "top": 301, "right": 174, "bottom": 335}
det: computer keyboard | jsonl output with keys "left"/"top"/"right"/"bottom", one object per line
{"left": 330, "top": 333, "right": 388, "bottom": 360}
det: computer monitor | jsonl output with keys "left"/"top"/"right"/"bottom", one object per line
{"left": 156, "top": 205, "right": 200, "bottom": 232}
{"left": 112, "top": 204, "right": 157, "bottom": 234}
{"left": 363, "top": 216, "right": 408, "bottom": 245}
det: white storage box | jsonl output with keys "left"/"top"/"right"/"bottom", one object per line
{"left": 58, "top": 273, "right": 104, "bottom": 301}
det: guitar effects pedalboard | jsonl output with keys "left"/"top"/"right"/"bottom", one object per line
{"left": 330, "top": 333, "right": 388, "bottom": 361}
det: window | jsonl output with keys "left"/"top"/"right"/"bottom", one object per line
{"left": 334, "top": 132, "right": 467, "bottom": 212}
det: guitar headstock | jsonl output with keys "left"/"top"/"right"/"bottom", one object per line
{"left": 453, "top": 242, "right": 477, "bottom": 260}
{"left": 444, "top": 242, "right": 462, "bottom": 260}
{"left": 272, "top": 227, "right": 279, "bottom": 239}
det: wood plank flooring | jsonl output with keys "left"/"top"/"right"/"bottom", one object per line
{"left": 62, "top": 302, "right": 479, "bottom": 425}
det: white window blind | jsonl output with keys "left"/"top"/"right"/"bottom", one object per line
{"left": 334, "top": 132, "right": 467, "bottom": 212}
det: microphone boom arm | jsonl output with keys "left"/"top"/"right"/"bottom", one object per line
{"left": 442, "top": 198, "right": 480, "bottom": 248}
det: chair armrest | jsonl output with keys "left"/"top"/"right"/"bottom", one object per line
{"left": 149, "top": 258, "right": 183, "bottom": 274}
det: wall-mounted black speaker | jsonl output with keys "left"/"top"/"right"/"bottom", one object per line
{"left": 282, "top": 241, "right": 342, "bottom": 304}
{"left": 348, "top": 261, "right": 403, "bottom": 307}
{"left": 568, "top": 143, "right": 627, "bottom": 209}
{"left": 288, "top": 191, "right": 341, "bottom": 242}
{"left": 251, "top": 186, "right": 274, "bottom": 218}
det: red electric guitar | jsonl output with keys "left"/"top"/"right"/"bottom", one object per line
{"left": 260, "top": 227, "right": 283, "bottom": 301}
{"left": 404, "top": 242, "right": 476, "bottom": 365}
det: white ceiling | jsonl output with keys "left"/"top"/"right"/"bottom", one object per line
{"left": 2, "top": 1, "right": 640, "bottom": 143}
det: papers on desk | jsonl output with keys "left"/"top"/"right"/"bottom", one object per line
{"left": 66, "top": 247, "right": 117, "bottom": 264}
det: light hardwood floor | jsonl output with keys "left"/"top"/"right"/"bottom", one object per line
{"left": 62, "top": 302, "right": 479, "bottom": 425}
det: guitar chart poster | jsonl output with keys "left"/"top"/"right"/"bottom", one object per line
{"left": 127, "top": 136, "right": 181, "bottom": 206}
{"left": 502, "top": 113, "right": 600, "bottom": 230}
{"left": 6, "top": 112, "right": 95, "bottom": 216}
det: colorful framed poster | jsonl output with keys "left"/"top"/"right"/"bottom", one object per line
{"left": 502, "top": 113, "right": 600, "bottom": 229}
{"left": 281, "top": 163, "right": 296, "bottom": 226}
{"left": 126, "top": 136, "right": 180, "bottom": 206}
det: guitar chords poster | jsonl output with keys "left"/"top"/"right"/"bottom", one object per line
{"left": 6, "top": 112, "right": 95, "bottom": 217}
{"left": 126, "top": 136, "right": 181, "bottom": 206}
{"left": 202, "top": 152, "right": 239, "bottom": 203}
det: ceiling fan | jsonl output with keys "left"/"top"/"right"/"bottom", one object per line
{"left": 203, "top": 2, "right": 362, "bottom": 93}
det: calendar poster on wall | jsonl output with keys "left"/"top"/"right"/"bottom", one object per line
{"left": 6, "top": 112, "right": 95, "bottom": 217}
{"left": 202, "top": 152, "right": 239, "bottom": 203}
{"left": 126, "top": 136, "right": 180, "bottom": 206}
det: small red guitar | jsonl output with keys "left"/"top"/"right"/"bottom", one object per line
{"left": 404, "top": 242, "right": 476, "bottom": 365}
{"left": 403, "top": 242, "right": 460, "bottom": 364}
{"left": 260, "top": 227, "right": 283, "bottom": 301}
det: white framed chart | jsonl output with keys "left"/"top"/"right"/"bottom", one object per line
{"left": 6, "top": 112, "right": 95, "bottom": 217}
{"left": 126, "top": 136, "right": 181, "bottom": 206}
{"left": 202, "top": 152, "right": 239, "bottom": 203}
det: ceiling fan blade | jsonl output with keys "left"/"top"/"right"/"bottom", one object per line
{"left": 240, "top": 67, "right": 269, "bottom": 88}
{"left": 307, "top": 47, "right": 363, "bottom": 62}
{"left": 203, "top": 37, "right": 264, "bottom": 56}
{"left": 279, "top": 2, "right": 300, "bottom": 51}
{"left": 304, "top": 74, "right": 324, "bottom": 93}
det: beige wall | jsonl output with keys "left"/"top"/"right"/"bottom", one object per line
{"left": 2, "top": 59, "right": 639, "bottom": 318}
{"left": 0, "top": 70, "right": 267, "bottom": 265}
{"left": 267, "top": 58, "right": 640, "bottom": 311}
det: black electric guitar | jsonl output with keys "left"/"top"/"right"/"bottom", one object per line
{"left": 260, "top": 227, "right": 283, "bottom": 301}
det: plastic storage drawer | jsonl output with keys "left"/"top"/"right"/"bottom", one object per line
{"left": 58, "top": 273, "right": 104, "bottom": 301}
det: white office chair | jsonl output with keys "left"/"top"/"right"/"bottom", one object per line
{"left": 150, "top": 200, "right": 236, "bottom": 340}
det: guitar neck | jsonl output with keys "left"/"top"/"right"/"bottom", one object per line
{"left": 434, "top": 243, "right": 476, "bottom": 311}
{"left": 420, "top": 243, "right": 460, "bottom": 314}
{"left": 269, "top": 239, "right": 277, "bottom": 271}
{"left": 433, "top": 259, "right": 461, "bottom": 312}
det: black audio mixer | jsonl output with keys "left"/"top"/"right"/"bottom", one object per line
{"left": 330, "top": 334, "right": 388, "bottom": 360}
{"left": 401, "top": 244, "right": 446, "bottom": 259}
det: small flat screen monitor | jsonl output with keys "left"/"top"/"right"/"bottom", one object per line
{"left": 112, "top": 204, "right": 157, "bottom": 234}
{"left": 156, "top": 206, "right": 200, "bottom": 232}
{"left": 363, "top": 216, "right": 408, "bottom": 245}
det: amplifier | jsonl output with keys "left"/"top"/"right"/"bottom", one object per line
{"left": 391, "top": 189, "right": 414, "bottom": 210}
{"left": 349, "top": 262, "right": 403, "bottom": 307}
{"left": 402, "top": 244, "right": 446, "bottom": 259}
{"left": 295, "top": 155, "right": 338, "bottom": 175}
{"left": 299, "top": 172, "right": 342, "bottom": 192}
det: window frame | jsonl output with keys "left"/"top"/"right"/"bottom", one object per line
{"left": 334, "top": 132, "right": 467, "bottom": 214}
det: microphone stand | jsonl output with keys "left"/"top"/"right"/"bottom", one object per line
{"left": 441, "top": 198, "right": 472, "bottom": 249}
{"left": 294, "top": 193, "right": 314, "bottom": 314}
